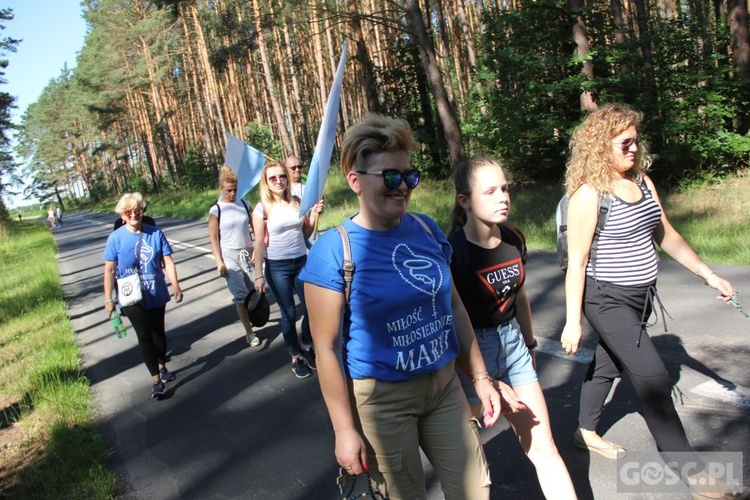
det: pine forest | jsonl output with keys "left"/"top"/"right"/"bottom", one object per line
{"left": 11, "top": 0, "right": 750, "bottom": 205}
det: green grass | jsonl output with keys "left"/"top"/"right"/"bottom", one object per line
{"left": 0, "top": 221, "right": 116, "bottom": 499}
{"left": 72, "top": 169, "right": 749, "bottom": 264}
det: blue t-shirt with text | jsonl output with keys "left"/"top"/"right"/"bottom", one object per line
{"left": 103, "top": 225, "right": 174, "bottom": 309}
{"left": 299, "top": 214, "right": 459, "bottom": 382}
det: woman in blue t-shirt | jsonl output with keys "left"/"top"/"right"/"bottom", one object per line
{"left": 103, "top": 192, "right": 183, "bottom": 399}
{"left": 300, "top": 115, "right": 524, "bottom": 500}
{"left": 448, "top": 158, "right": 576, "bottom": 499}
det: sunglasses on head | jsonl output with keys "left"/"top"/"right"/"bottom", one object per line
{"left": 125, "top": 208, "right": 143, "bottom": 217}
{"left": 613, "top": 136, "right": 640, "bottom": 152}
{"left": 356, "top": 169, "right": 420, "bottom": 190}
{"left": 268, "top": 173, "right": 288, "bottom": 184}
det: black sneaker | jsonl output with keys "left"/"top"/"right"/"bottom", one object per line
{"left": 151, "top": 381, "right": 167, "bottom": 399}
{"left": 291, "top": 356, "right": 312, "bottom": 379}
{"left": 159, "top": 367, "right": 175, "bottom": 383}
{"left": 301, "top": 349, "right": 317, "bottom": 370}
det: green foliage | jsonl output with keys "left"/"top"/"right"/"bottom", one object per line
{"left": 465, "top": 0, "right": 749, "bottom": 186}
{"left": 179, "top": 146, "right": 217, "bottom": 190}
{"left": 242, "top": 121, "right": 283, "bottom": 161}
{"left": 463, "top": 0, "right": 579, "bottom": 182}
{"left": 0, "top": 8, "right": 19, "bottom": 219}
{"left": 123, "top": 175, "right": 149, "bottom": 194}
{"left": 376, "top": 37, "right": 452, "bottom": 178}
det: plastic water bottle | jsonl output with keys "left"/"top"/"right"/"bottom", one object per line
{"left": 110, "top": 310, "right": 128, "bottom": 339}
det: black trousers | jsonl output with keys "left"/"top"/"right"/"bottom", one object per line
{"left": 578, "top": 277, "right": 692, "bottom": 453}
{"left": 121, "top": 304, "right": 167, "bottom": 377}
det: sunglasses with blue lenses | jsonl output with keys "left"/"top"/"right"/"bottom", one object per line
{"left": 356, "top": 169, "right": 420, "bottom": 190}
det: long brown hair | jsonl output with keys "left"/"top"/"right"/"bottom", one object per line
{"left": 450, "top": 157, "right": 505, "bottom": 233}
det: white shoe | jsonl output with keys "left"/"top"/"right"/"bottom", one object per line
{"left": 246, "top": 333, "right": 261, "bottom": 347}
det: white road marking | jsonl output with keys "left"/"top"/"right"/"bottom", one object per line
{"left": 690, "top": 380, "right": 750, "bottom": 409}
{"left": 169, "top": 239, "right": 215, "bottom": 259}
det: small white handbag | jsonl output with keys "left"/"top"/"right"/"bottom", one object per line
{"left": 117, "top": 233, "right": 144, "bottom": 307}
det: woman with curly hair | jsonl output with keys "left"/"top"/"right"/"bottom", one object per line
{"left": 560, "top": 104, "right": 735, "bottom": 467}
{"left": 252, "top": 160, "right": 322, "bottom": 378}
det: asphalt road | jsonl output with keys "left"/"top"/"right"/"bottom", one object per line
{"left": 52, "top": 212, "right": 750, "bottom": 499}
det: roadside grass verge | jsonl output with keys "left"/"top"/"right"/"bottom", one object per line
{"left": 0, "top": 221, "right": 116, "bottom": 499}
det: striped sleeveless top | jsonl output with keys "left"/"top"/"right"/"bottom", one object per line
{"left": 586, "top": 181, "right": 662, "bottom": 286}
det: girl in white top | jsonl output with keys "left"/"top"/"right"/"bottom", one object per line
{"left": 253, "top": 160, "right": 322, "bottom": 378}
{"left": 208, "top": 166, "right": 260, "bottom": 347}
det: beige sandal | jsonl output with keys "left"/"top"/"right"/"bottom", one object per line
{"left": 573, "top": 428, "right": 626, "bottom": 460}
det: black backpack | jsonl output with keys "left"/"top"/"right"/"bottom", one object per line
{"left": 555, "top": 193, "right": 611, "bottom": 273}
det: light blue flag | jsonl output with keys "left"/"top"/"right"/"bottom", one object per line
{"left": 224, "top": 133, "right": 267, "bottom": 200}
{"left": 299, "top": 41, "right": 349, "bottom": 217}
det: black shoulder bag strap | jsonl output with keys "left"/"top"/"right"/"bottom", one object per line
{"left": 591, "top": 194, "right": 612, "bottom": 282}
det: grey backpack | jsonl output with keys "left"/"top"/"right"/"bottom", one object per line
{"left": 555, "top": 193, "right": 612, "bottom": 273}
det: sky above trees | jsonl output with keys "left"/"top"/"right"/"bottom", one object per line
{"left": 2, "top": 0, "right": 86, "bottom": 207}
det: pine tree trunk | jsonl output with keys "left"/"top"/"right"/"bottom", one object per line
{"left": 727, "top": 0, "right": 750, "bottom": 132}
{"left": 404, "top": 0, "right": 466, "bottom": 165}
{"left": 348, "top": 0, "right": 381, "bottom": 112}
{"left": 567, "top": 0, "right": 597, "bottom": 111}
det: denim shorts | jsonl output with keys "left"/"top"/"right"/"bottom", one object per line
{"left": 459, "top": 318, "right": 538, "bottom": 406}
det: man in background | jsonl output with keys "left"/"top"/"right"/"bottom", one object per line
{"left": 285, "top": 155, "right": 305, "bottom": 199}
{"left": 285, "top": 155, "right": 323, "bottom": 247}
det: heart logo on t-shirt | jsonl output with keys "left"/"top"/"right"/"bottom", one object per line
{"left": 392, "top": 244, "right": 443, "bottom": 319}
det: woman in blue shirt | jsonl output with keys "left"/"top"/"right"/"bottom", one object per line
{"left": 103, "top": 192, "right": 183, "bottom": 399}
{"left": 301, "top": 115, "right": 524, "bottom": 500}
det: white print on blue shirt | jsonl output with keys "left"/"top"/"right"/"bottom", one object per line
{"left": 392, "top": 243, "right": 443, "bottom": 319}
{"left": 298, "top": 214, "right": 460, "bottom": 381}
{"left": 388, "top": 243, "right": 451, "bottom": 371}
{"left": 389, "top": 307, "right": 453, "bottom": 371}
{"left": 123, "top": 239, "right": 157, "bottom": 291}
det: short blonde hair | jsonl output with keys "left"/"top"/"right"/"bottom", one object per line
{"left": 115, "top": 192, "right": 146, "bottom": 215}
{"left": 565, "top": 103, "right": 651, "bottom": 196}
{"left": 340, "top": 114, "right": 418, "bottom": 175}
{"left": 219, "top": 165, "right": 238, "bottom": 187}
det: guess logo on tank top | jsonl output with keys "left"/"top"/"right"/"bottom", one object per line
{"left": 476, "top": 257, "right": 523, "bottom": 312}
